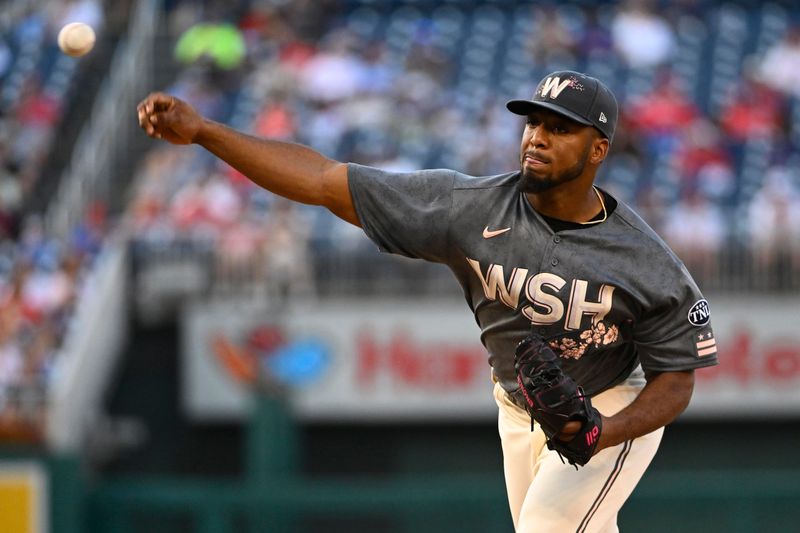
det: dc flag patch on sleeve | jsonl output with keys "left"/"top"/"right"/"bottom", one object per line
{"left": 694, "top": 330, "right": 717, "bottom": 357}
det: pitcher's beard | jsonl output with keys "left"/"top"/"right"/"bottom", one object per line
{"left": 518, "top": 170, "right": 570, "bottom": 193}
{"left": 518, "top": 146, "right": 591, "bottom": 193}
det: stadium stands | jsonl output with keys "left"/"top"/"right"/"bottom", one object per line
{"left": 128, "top": 0, "right": 800, "bottom": 303}
{"left": 5, "top": 0, "right": 800, "bottom": 445}
{"left": 0, "top": 0, "right": 105, "bottom": 442}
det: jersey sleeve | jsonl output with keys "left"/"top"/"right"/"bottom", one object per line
{"left": 632, "top": 264, "right": 719, "bottom": 372}
{"left": 347, "top": 163, "right": 455, "bottom": 263}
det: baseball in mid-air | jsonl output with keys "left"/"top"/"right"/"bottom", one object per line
{"left": 57, "top": 22, "right": 96, "bottom": 57}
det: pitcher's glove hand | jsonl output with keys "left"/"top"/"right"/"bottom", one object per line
{"left": 514, "top": 334, "right": 603, "bottom": 467}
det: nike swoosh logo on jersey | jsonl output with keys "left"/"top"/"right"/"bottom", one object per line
{"left": 483, "top": 226, "right": 511, "bottom": 239}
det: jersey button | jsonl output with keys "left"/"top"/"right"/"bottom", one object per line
{"left": 553, "top": 236, "right": 561, "bottom": 244}
{"left": 551, "top": 258, "right": 559, "bottom": 266}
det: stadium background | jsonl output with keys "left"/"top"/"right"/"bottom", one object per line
{"left": 1, "top": 0, "right": 800, "bottom": 531}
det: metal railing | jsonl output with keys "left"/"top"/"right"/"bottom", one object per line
{"left": 128, "top": 237, "right": 800, "bottom": 308}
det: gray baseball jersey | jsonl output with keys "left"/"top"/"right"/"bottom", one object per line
{"left": 347, "top": 164, "right": 719, "bottom": 396}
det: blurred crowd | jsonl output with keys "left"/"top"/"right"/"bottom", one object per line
{"left": 0, "top": 0, "right": 104, "bottom": 236}
{"left": 0, "top": 0, "right": 105, "bottom": 442}
{"left": 130, "top": 0, "right": 800, "bottom": 295}
{"left": 5, "top": 0, "right": 800, "bottom": 441}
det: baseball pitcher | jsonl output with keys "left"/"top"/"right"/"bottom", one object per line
{"left": 138, "top": 70, "right": 719, "bottom": 532}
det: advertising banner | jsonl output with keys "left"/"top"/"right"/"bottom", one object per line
{"left": 182, "top": 300, "right": 494, "bottom": 421}
{"left": 182, "top": 295, "right": 800, "bottom": 421}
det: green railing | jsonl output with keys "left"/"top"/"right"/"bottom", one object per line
{"left": 625, "top": 470, "right": 800, "bottom": 533}
{"left": 84, "top": 396, "right": 800, "bottom": 533}
{"left": 87, "top": 469, "right": 800, "bottom": 533}
{"left": 88, "top": 394, "right": 510, "bottom": 532}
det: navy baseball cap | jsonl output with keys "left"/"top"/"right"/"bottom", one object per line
{"left": 507, "top": 70, "right": 618, "bottom": 142}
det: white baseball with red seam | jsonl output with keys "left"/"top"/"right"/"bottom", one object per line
{"left": 57, "top": 22, "right": 95, "bottom": 57}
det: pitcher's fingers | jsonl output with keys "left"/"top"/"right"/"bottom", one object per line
{"left": 147, "top": 93, "right": 175, "bottom": 114}
{"left": 137, "top": 107, "right": 153, "bottom": 130}
{"left": 137, "top": 111, "right": 152, "bottom": 134}
{"left": 141, "top": 114, "right": 157, "bottom": 136}
{"left": 137, "top": 101, "right": 155, "bottom": 129}
{"left": 136, "top": 92, "right": 172, "bottom": 116}
{"left": 137, "top": 96, "right": 155, "bottom": 115}
{"left": 145, "top": 125, "right": 161, "bottom": 139}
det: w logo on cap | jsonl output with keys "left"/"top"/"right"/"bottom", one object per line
{"left": 539, "top": 77, "right": 571, "bottom": 99}
{"left": 507, "top": 70, "right": 617, "bottom": 142}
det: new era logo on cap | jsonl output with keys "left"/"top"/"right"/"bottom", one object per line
{"left": 506, "top": 70, "right": 618, "bottom": 142}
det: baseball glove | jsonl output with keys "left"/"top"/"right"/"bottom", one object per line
{"left": 514, "top": 334, "right": 603, "bottom": 467}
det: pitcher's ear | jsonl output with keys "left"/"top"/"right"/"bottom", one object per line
{"left": 590, "top": 135, "right": 610, "bottom": 165}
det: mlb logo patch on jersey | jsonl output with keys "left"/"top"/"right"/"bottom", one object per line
{"left": 694, "top": 331, "right": 717, "bottom": 357}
